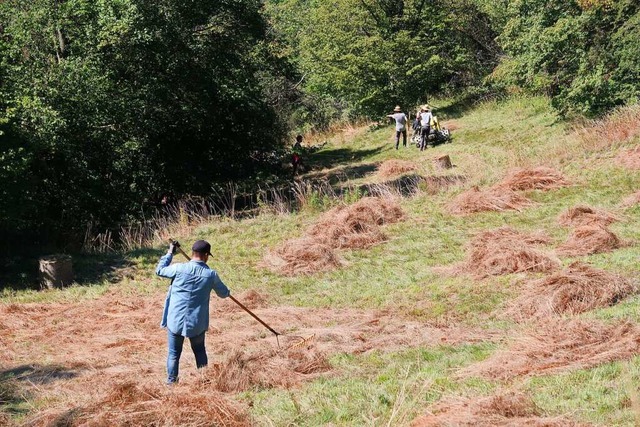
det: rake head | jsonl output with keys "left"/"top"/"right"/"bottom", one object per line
{"left": 283, "top": 334, "right": 316, "bottom": 351}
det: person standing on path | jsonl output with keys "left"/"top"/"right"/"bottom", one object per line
{"left": 387, "top": 105, "right": 408, "bottom": 149}
{"left": 419, "top": 105, "right": 433, "bottom": 151}
{"left": 156, "top": 239, "right": 231, "bottom": 384}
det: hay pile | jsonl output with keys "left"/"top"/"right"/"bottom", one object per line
{"left": 459, "top": 227, "right": 560, "bottom": 278}
{"left": 263, "top": 237, "right": 342, "bottom": 276}
{"left": 204, "top": 347, "right": 330, "bottom": 392}
{"left": 0, "top": 412, "right": 10, "bottom": 427}
{"left": 442, "top": 120, "right": 460, "bottom": 131}
{"left": 622, "top": 191, "right": 640, "bottom": 207}
{"left": 264, "top": 196, "right": 404, "bottom": 275}
{"left": 422, "top": 175, "right": 466, "bottom": 195}
{"left": 505, "top": 262, "right": 636, "bottom": 320}
{"left": 557, "top": 225, "right": 623, "bottom": 256}
{"left": 616, "top": 147, "right": 640, "bottom": 170}
{"left": 29, "top": 381, "right": 252, "bottom": 427}
{"left": 498, "top": 167, "right": 570, "bottom": 191}
{"left": 377, "top": 159, "right": 418, "bottom": 177}
{"left": 411, "top": 391, "right": 586, "bottom": 427}
{"left": 307, "top": 196, "right": 404, "bottom": 249}
{"left": 558, "top": 205, "right": 619, "bottom": 227}
{"left": 447, "top": 186, "right": 533, "bottom": 215}
{"left": 461, "top": 319, "right": 640, "bottom": 380}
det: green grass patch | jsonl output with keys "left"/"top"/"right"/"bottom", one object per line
{"left": 526, "top": 356, "right": 640, "bottom": 426}
{"left": 246, "top": 343, "right": 496, "bottom": 426}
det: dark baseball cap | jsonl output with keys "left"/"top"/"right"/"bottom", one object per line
{"left": 192, "top": 240, "right": 212, "bottom": 255}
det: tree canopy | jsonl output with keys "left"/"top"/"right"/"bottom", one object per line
{"left": 0, "top": 0, "right": 294, "bottom": 250}
{"left": 1, "top": 0, "right": 639, "bottom": 256}
{"left": 491, "top": 0, "right": 640, "bottom": 116}
{"left": 268, "top": 0, "right": 500, "bottom": 120}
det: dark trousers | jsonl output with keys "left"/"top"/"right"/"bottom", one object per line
{"left": 167, "top": 330, "right": 208, "bottom": 383}
{"left": 420, "top": 126, "right": 431, "bottom": 151}
{"left": 395, "top": 130, "right": 407, "bottom": 149}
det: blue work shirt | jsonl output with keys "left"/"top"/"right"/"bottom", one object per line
{"left": 155, "top": 253, "right": 230, "bottom": 338}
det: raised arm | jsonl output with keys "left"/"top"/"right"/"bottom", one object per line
{"left": 156, "top": 252, "right": 178, "bottom": 279}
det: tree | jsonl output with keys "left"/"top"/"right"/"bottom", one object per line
{"left": 267, "top": 0, "right": 500, "bottom": 120}
{"left": 0, "top": 0, "right": 294, "bottom": 253}
{"left": 492, "top": 0, "right": 640, "bottom": 116}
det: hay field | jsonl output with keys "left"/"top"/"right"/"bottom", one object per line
{"left": 3, "top": 96, "right": 640, "bottom": 426}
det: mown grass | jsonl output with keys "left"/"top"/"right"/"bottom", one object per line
{"left": 527, "top": 356, "right": 640, "bottom": 426}
{"left": 3, "top": 95, "right": 640, "bottom": 425}
{"left": 246, "top": 344, "right": 497, "bottom": 427}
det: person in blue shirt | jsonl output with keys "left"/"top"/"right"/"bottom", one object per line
{"left": 156, "top": 239, "right": 231, "bottom": 384}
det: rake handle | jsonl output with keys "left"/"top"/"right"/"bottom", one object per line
{"left": 168, "top": 239, "right": 281, "bottom": 339}
{"left": 229, "top": 295, "right": 281, "bottom": 337}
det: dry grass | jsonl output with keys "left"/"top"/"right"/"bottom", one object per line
{"left": 557, "top": 225, "right": 623, "bottom": 256}
{"left": 452, "top": 226, "right": 560, "bottom": 278}
{"left": 447, "top": 186, "right": 533, "bottom": 215}
{"left": 0, "top": 412, "right": 10, "bottom": 427}
{"left": 461, "top": 319, "right": 640, "bottom": 380}
{"left": 411, "top": 390, "right": 587, "bottom": 427}
{"left": 558, "top": 205, "right": 620, "bottom": 227}
{"left": 263, "top": 196, "right": 404, "bottom": 275}
{"left": 216, "top": 289, "right": 269, "bottom": 315}
{"left": 574, "top": 104, "right": 640, "bottom": 151}
{"left": 498, "top": 167, "right": 570, "bottom": 191}
{"left": 441, "top": 120, "right": 460, "bottom": 131}
{"left": 262, "top": 237, "right": 342, "bottom": 276}
{"left": 421, "top": 175, "right": 467, "bottom": 195}
{"left": 307, "top": 196, "right": 404, "bottom": 249}
{"left": 377, "top": 159, "right": 418, "bottom": 177}
{"left": 622, "top": 191, "right": 640, "bottom": 208}
{"left": 505, "top": 262, "right": 637, "bottom": 320}
{"left": 25, "top": 380, "right": 252, "bottom": 427}
{"left": 303, "top": 119, "right": 372, "bottom": 147}
{"left": 202, "top": 347, "right": 330, "bottom": 393}
{"left": 617, "top": 147, "right": 640, "bottom": 170}
{"left": 2, "top": 293, "right": 499, "bottom": 426}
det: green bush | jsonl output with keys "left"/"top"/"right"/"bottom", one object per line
{"left": 0, "top": 0, "right": 294, "bottom": 254}
{"left": 492, "top": 0, "right": 640, "bottom": 116}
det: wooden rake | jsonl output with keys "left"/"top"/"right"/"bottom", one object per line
{"left": 169, "top": 239, "right": 314, "bottom": 350}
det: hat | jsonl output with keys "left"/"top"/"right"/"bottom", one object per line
{"left": 192, "top": 240, "right": 212, "bottom": 256}
{"left": 393, "top": 106, "right": 401, "bottom": 112}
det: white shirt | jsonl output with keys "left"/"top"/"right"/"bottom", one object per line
{"left": 390, "top": 112, "right": 407, "bottom": 131}
{"left": 420, "top": 111, "right": 433, "bottom": 127}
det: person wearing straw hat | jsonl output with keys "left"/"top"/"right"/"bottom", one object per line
{"left": 156, "top": 239, "right": 231, "bottom": 384}
{"left": 387, "top": 105, "right": 408, "bottom": 149}
{"left": 419, "top": 105, "right": 433, "bottom": 151}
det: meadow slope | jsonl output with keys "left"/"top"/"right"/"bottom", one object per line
{"left": 2, "top": 96, "right": 640, "bottom": 426}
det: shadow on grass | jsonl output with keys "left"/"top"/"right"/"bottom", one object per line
{"left": 304, "top": 146, "right": 385, "bottom": 172}
{"left": 356, "top": 173, "right": 467, "bottom": 197}
{"left": 1, "top": 364, "right": 82, "bottom": 386}
{"left": 1, "top": 363, "right": 84, "bottom": 418}
{"left": 1, "top": 247, "right": 164, "bottom": 291}
{"left": 305, "top": 162, "right": 380, "bottom": 184}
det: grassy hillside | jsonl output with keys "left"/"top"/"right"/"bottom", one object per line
{"left": 2, "top": 96, "right": 640, "bottom": 426}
